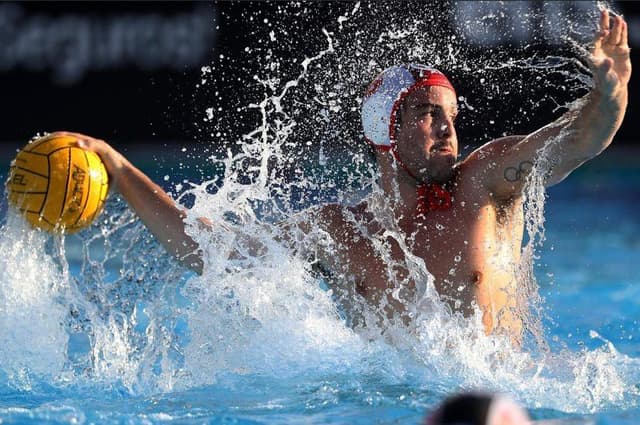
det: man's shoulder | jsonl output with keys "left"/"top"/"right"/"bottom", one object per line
{"left": 456, "top": 135, "right": 527, "bottom": 184}
{"left": 309, "top": 201, "right": 382, "bottom": 238}
{"left": 454, "top": 135, "right": 528, "bottom": 206}
{"left": 316, "top": 202, "right": 373, "bottom": 224}
{"left": 463, "top": 135, "right": 527, "bottom": 165}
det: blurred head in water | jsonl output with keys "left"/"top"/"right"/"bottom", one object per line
{"left": 424, "top": 392, "right": 530, "bottom": 425}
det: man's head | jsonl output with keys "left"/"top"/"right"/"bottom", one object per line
{"left": 362, "top": 64, "right": 459, "bottom": 184}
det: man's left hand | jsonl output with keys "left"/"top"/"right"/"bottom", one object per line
{"left": 591, "top": 9, "right": 632, "bottom": 96}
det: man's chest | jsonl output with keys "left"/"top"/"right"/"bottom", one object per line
{"left": 333, "top": 200, "right": 522, "bottom": 307}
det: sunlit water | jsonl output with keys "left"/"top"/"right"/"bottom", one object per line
{"left": 1, "top": 1, "right": 639, "bottom": 424}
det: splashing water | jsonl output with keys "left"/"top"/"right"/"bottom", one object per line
{"left": 1, "top": 0, "right": 639, "bottom": 419}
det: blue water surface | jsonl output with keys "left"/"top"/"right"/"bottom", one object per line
{"left": 0, "top": 146, "right": 639, "bottom": 424}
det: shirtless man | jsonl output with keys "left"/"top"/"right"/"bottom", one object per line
{"left": 62, "top": 10, "right": 630, "bottom": 341}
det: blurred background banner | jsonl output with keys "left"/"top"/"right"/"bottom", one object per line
{"left": 0, "top": 1, "right": 217, "bottom": 148}
{"left": 0, "top": 1, "right": 638, "bottom": 152}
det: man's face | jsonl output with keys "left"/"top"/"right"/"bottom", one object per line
{"left": 395, "top": 85, "right": 459, "bottom": 184}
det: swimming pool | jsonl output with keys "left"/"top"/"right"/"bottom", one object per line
{"left": 2, "top": 0, "right": 639, "bottom": 421}
{"left": 0, "top": 145, "right": 638, "bottom": 424}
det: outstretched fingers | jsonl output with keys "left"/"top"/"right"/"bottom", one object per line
{"left": 609, "top": 15, "right": 625, "bottom": 47}
{"left": 593, "top": 9, "right": 631, "bottom": 60}
{"left": 594, "top": 8, "right": 610, "bottom": 49}
{"left": 599, "top": 10, "right": 630, "bottom": 49}
{"left": 600, "top": 8, "right": 610, "bottom": 32}
{"left": 621, "top": 18, "right": 629, "bottom": 47}
{"left": 592, "top": 9, "right": 632, "bottom": 92}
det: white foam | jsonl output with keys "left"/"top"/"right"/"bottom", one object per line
{"left": 0, "top": 212, "right": 68, "bottom": 387}
{"left": 0, "top": 1, "right": 636, "bottom": 415}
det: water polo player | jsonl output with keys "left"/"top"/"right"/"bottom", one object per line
{"left": 58, "top": 9, "right": 630, "bottom": 342}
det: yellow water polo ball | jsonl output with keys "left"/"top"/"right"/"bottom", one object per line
{"left": 6, "top": 134, "right": 109, "bottom": 233}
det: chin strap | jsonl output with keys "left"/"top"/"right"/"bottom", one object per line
{"left": 375, "top": 143, "right": 418, "bottom": 179}
{"left": 415, "top": 183, "right": 452, "bottom": 218}
{"left": 375, "top": 145, "right": 453, "bottom": 218}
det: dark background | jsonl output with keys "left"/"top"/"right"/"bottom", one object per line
{"left": 1, "top": 1, "right": 638, "bottom": 161}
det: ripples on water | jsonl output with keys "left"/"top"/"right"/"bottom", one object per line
{"left": 1, "top": 1, "right": 638, "bottom": 422}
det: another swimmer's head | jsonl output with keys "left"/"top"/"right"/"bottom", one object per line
{"left": 361, "top": 64, "right": 459, "bottom": 183}
{"left": 424, "top": 392, "right": 530, "bottom": 425}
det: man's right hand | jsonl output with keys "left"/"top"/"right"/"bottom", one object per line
{"left": 50, "top": 131, "right": 204, "bottom": 274}
{"left": 50, "top": 131, "right": 129, "bottom": 192}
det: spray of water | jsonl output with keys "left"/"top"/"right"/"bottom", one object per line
{"left": 0, "top": 0, "right": 638, "bottom": 414}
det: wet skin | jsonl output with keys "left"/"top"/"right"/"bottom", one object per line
{"left": 309, "top": 87, "right": 526, "bottom": 340}
{"left": 60, "top": 8, "right": 630, "bottom": 347}
{"left": 307, "top": 6, "right": 633, "bottom": 339}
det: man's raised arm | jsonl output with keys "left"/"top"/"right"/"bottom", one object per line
{"left": 55, "top": 131, "right": 204, "bottom": 274}
{"left": 469, "top": 9, "right": 631, "bottom": 200}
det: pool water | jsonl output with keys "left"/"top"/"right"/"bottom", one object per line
{"left": 0, "top": 146, "right": 638, "bottom": 425}
{"left": 1, "top": 1, "right": 639, "bottom": 420}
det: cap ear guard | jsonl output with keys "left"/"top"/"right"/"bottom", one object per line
{"left": 362, "top": 66, "right": 416, "bottom": 148}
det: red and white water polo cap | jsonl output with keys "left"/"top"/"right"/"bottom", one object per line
{"left": 361, "top": 64, "right": 456, "bottom": 149}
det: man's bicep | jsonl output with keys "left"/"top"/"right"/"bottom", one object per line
{"left": 467, "top": 135, "right": 531, "bottom": 200}
{"left": 472, "top": 131, "right": 587, "bottom": 200}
